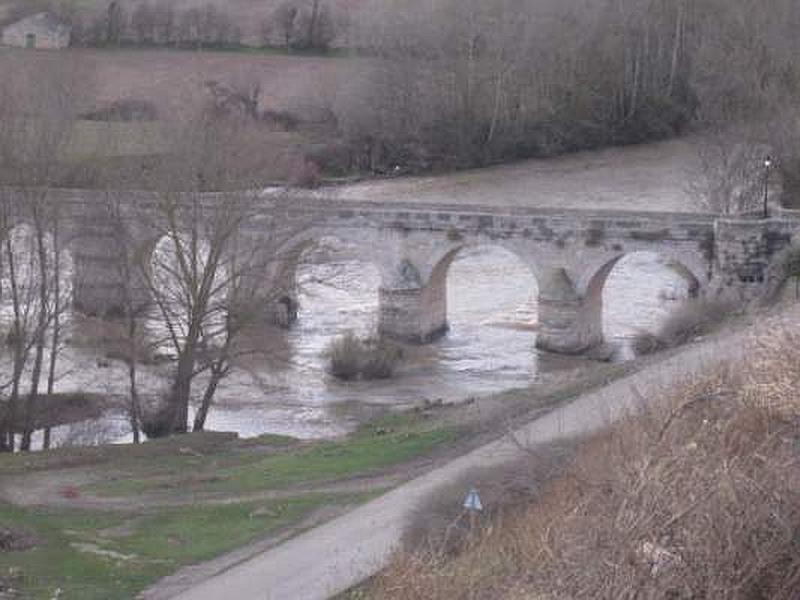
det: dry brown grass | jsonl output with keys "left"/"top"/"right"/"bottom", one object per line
{"left": 401, "top": 444, "right": 577, "bottom": 559}
{"left": 368, "top": 325, "right": 800, "bottom": 599}
{"left": 740, "top": 325, "right": 800, "bottom": 419}
{"left": 0, "top": 48, "right": 363, "bottom": 119}
{"left": 0, "top": 48, "right": 367, "bottom": 184}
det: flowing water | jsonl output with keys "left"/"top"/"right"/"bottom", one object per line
{"left": 13, "top": 245, "right": 692, "bottom": 448}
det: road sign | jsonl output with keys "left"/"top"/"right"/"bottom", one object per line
{"left": 463, "top": 488, "right": 483, "bottom": 512}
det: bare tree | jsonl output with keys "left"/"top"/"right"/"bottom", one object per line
{"left": 43, "top": 206, "right": 67, "bottom": 450}
{"left": 106, "top": 0, "right": 125, "bottom": 45}
{"left": 97, "top": 191, "right": 152, "bottom": 444}
{"left": 128, "top": 112, "right": 315, "bottom": 435}
{"left": 0, "top": 202, "right": 37, "bottom": 451}
{"left": 0, "top": 55, "right": 88, "bottom": 451}
{"left": 688, "top": 128, "right": 772, "bottom": 215}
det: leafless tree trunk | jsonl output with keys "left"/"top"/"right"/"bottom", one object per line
{"left": 101, "top": 191, "right": 148, "bottom": 444}
{"left": 272, "top": 3, "right": 298, "bottom": 50}
{"left": 0, "top": 204, "right": 31, "bottom": 451}
{"left": 43, "top": 209, "right": 66, "bottom": 450}
{"left": 0, "top": 54, "right": 89, "bottom": 451}
{"left": 20, "top": 203, "right": 51, "bottom": 451}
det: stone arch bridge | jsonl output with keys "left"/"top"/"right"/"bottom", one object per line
{"left": 6, "top": 188, "right": 799, "bottom": 355}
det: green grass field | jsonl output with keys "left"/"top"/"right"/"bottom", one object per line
{"left": 90, "top": 427, "right": 457, "bottom": 497}
{"left": 0, "top": 413, "right": 458, "bottom": 598}
{"left": 0, "top": 493, "right": 372, "bottom": 600}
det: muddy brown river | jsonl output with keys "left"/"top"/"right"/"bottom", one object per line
{"left": 25, "top": 244, "right": 691, "bottom": 448}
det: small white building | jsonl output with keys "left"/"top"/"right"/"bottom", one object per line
{"left": 1, "top": 12, "right": 71, "bottom": 50}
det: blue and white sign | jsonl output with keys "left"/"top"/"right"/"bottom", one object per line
{"left": 463, "top": 488, "right": 483, "bottom": 512}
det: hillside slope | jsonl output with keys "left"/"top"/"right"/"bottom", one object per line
{"left": 368, "top": 321, "right": 800, "bottom": 599}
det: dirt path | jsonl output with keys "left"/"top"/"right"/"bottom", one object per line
{"left": 148, "top": 305, "right": 786, "bottom": 600}
{"left": 0, "top": 468, "right": 410, "bottom": 512}
{"left": 0, "top": 360, "right": 611, "bottom": 513}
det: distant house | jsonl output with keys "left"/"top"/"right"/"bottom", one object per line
{"left": 1, "top": 12, "right": 71, "bottom": 49}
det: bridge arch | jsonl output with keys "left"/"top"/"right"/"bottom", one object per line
{"left": 379, "top": 241, "right": 539, "bottom": 343}
{"left": 265, "top": 229, "right": 386, "bottom": 330}
{"left": 1, "top": 222, "right": 74, "bottom": 314}
{"left": 581, "top": 250, "right": 706, "bottom": 348}
{"left": 576, "top": 248, "right": 708, "bottom": 299}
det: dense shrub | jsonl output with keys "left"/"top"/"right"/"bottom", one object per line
{"left": 327, "top": 331, "right": 363, "bottom": 380}
{"left": 657, "top": 298, "right": 733, "bottom": 345}
{"left": 780, "top": 246, "right": 800, "bottom": 298}
{"left": 632, "top": 298, "right": 734, "bottom": 355}
{"left": 289, "top": 158, "right": 321, "bottom": 188}
{"left": 630, "top": 329, "right": 666, "bottom": 356}
{"left": 327, "top": 332, "right": 403, "bottom": 381}
{"left": 139, "top": 401, "right": 174, "bottom": 439}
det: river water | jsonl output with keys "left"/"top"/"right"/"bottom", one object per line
{"left": 25, "top": 244, "right": 692, "bottom": 447}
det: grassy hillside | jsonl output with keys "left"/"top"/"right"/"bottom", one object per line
{"left": 365, "top": 322, "right": 800, "bottom": 599}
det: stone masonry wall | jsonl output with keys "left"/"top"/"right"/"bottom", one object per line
{"left": 3, "top": 187, "right": 800, "bottom": 353}
{"left": 712, "top": 218, "right": 796, "bottom": 303}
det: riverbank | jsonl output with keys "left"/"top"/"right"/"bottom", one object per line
{"left": 0, "top": 355, "right": 634, "bottom": 600}
{"left": 0, "top": 291, "right": 776, "bottom": 599}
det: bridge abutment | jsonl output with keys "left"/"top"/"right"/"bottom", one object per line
{"left": 710, "top": 218, "right": 794, "bottom": 302}
{"left": 536, "top": 268, "right": 603, "bottom": 354}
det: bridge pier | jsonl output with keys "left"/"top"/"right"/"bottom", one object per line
{"left": 73, "top": 253, "right": 151, "bottom": 318}
{"left": 265, "top": 293, "right": 299, "bottom": 328}
{"left": 536, "top": 268, "right": 603, "bottom": 354}
{"left": 71, "top": 222, "right": 151, "bottom": 318}
{"left": 377, "top": 284, "right": 448, "bottom": 343}
{"left": 68, "top": 205, "right": 156, "bottom": 318}
{"left": 72, "top": 254, "right": 125, "bottom": 316}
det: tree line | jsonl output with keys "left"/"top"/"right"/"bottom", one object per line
{"left": 55, "top": 0, "right": 338, "bottom": 51}
{"left": 336, "top": 0, "right": 800, "bottom": 202}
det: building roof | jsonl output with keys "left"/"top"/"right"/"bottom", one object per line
{"left": 4, "top": 12, "right": 71, "bottom": 34}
